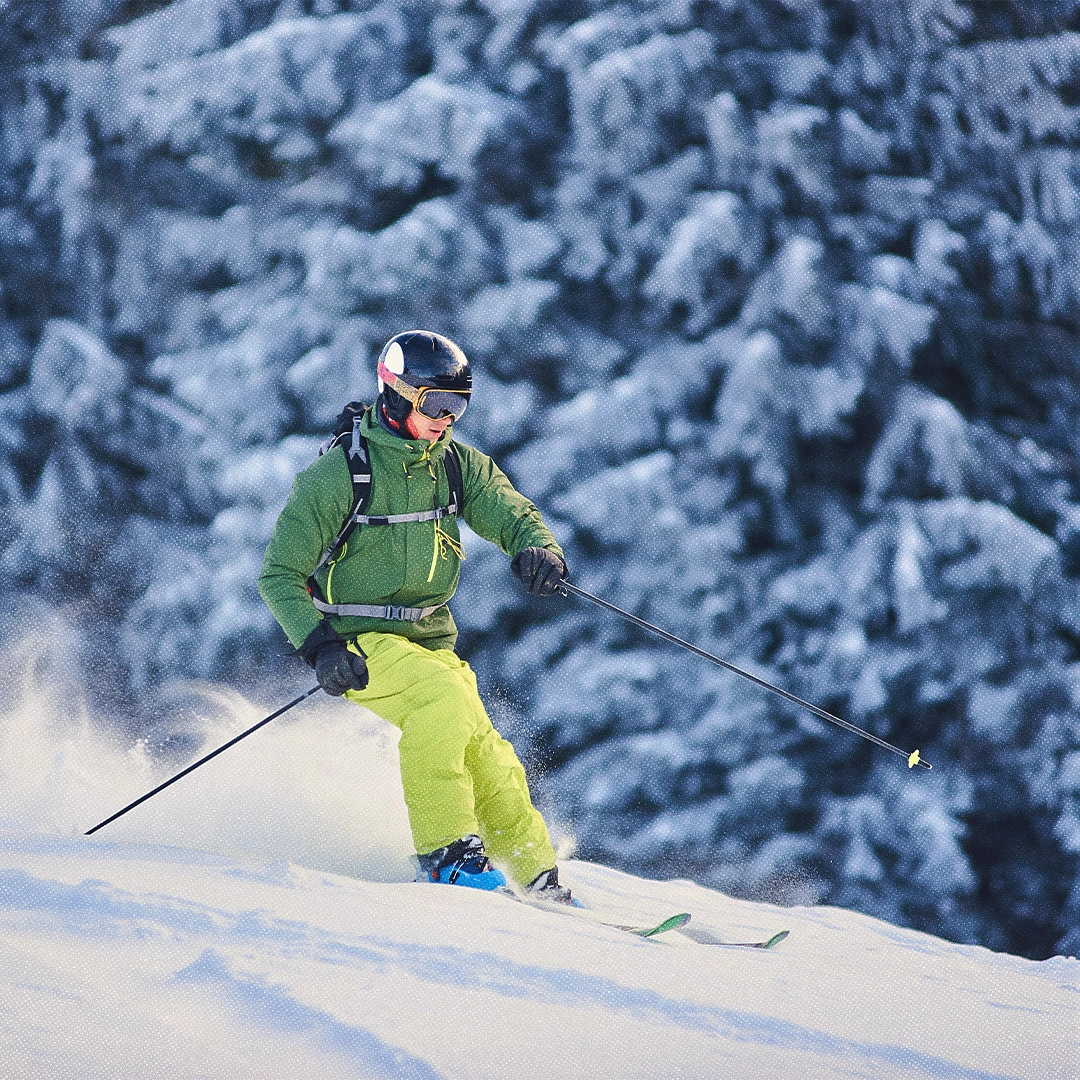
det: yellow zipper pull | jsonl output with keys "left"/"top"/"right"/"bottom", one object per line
{"left": 325, "top": 542, "right": 347, "bottom": 604}
{"left": 428, "top": 523, "right": 440, "bottom": 582}
{"left": 427, "top": 523, "right": 466, "bottom": 582}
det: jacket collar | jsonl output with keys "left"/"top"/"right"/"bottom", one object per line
{"left": 364, "top": 404, "right": 453, "bottom": 465}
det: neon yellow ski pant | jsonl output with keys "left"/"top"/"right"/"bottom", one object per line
{"left": 344, "top": 632, "right": 557, "bottom": 888}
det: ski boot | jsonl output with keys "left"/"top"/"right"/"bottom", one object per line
{"left": 417, "top": 835, "right": 507, "bottom": 891}
{"left": 525, "top": 866, "right": 581, "bottom": 907}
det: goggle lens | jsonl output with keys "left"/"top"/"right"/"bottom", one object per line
{"left": 416, "top": 389, "right": 469, "bottom": 420}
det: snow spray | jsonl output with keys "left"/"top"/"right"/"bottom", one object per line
{"left": 0, "top": 637, "right": 416, "bottom": 881}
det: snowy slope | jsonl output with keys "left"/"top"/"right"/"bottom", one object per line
{"left": 0, "top": 687, "right": 1076, "bottom": 1080}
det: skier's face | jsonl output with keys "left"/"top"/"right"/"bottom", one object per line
{"left": 407, "top": 407, "right": 454, "bottom": 443}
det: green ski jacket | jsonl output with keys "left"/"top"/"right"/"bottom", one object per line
{"left": 258, "top": 406, "right": 563, "bottom": 653}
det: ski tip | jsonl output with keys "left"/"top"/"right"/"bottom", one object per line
{"left": 635, "top": 912, "right": 692, "bottom": 937}
{"left": 763, "top": 930, "right": 790, "bottom": 949}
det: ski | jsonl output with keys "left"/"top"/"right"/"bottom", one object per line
{"left": 610, "top": 912, "right": 692, "bottom": 938}
{"left": 678, "top": 924, "right": 790, "bottom": 949}
{"left": 497, "top": 888, "right": 690, "bottom": 939}
{"left": 704, "top": 930, "right": 789, "bottom": 949}
{"left": 496, "top": 889, "right": 787, "bottom": 947}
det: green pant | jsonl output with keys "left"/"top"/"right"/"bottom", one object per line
{"left": 344, "top": 632, "right": 557, "bottom": 888}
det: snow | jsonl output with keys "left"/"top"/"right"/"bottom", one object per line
{"left": 0, "top": 681, "right": 1076, "bottom": 1080}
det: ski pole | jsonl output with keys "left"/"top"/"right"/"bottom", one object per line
{"left": 85, "top": 684, "right": 323, "bottom": 835}
{"left": 558, "top": 581, "right": 931, "bottom": 771}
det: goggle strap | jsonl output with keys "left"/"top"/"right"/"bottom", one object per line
{"left": 378, "top": 360, "right": 420, "bottom": 405}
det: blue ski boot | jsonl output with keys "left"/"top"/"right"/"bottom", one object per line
{"left": 417, "top": 835, "right": 507, "bottom": 891}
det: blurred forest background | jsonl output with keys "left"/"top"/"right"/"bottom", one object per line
{"left": 2, "top": 0, "right": 1080, "bottom": 960}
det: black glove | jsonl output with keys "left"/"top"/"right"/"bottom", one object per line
{"left": 511, "top": 547, "right": 567, "bottom": 596}
{"left": 300, "top": 622, "right": 369, "bottom": 696}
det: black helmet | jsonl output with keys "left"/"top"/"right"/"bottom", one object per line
{"left": 377, "top": 330, "right": 471, "bottom": 426}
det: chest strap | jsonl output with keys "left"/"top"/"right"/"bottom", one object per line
{"left": 352, "top": 502, "right": 458, "bottom": 526}
{"left": 310, "top": 599, "right": 445, "bottom": 621}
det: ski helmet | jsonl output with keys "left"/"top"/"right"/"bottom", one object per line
{"left": 376, "top": 330, "right": 471, "bottom": 428}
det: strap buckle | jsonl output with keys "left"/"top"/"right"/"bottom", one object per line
{"left": 386, "top": 605, "right": 407, "bottom": 620}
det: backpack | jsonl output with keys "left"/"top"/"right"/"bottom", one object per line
{"left": 306, "top": 401, "right": 464, "bottom": 602}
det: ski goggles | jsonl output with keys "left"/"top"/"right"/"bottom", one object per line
{"left": 378, "top": 360, "right": 470, "bottom": 420}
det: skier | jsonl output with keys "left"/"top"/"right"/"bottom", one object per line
{"left": 258, "top": 330, "right": 573, "bottom": 902}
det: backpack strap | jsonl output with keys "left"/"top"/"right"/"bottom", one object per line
{"left": 347, "top": 442, "right": 461, "bottom": 525}
{"left": 308, "top": 414, "right": 371, "bottom": 591}
{"left": 444, "top": 441, "right": 464, "bottom": 519}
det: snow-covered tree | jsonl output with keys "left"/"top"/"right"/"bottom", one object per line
{"left": 2, "top": 0, "right": 1080, "bottom": 959}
